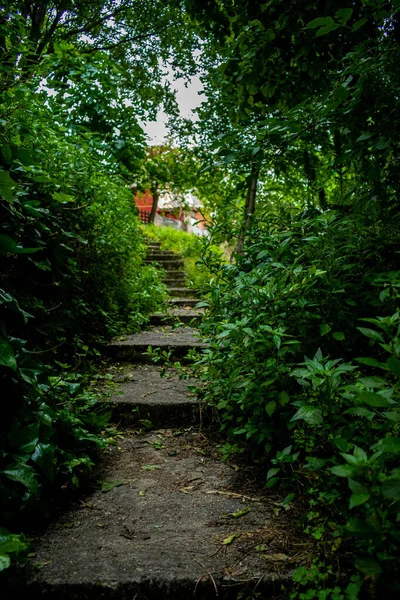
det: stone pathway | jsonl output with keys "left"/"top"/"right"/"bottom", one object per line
{"left": 8, "top": 241, "right": 304, "bottom": 599}
{"left": 144, "top": 243, "right": 202, "bottom": 326}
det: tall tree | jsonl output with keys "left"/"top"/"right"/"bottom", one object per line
{"left": 181, "top": 0, "right": 400, "bottom": 247}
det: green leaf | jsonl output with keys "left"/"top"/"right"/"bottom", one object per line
{"left": 355, "top": 357, "right": 388, "bottom": 370}
{"left": 380, "top": 479, "right": 400, "bottom": 501}
{"left": 51, "top": 192, "right": 75, "bottom": 203}
{"left": 344, "top": 407, "right": 375, "bottom": 420}
{"left": 0, "top": 235, "right": 39, "bottom": 255}
{"left": 223, "top": 153, "right": 235, "bottom": 164}
{"left": 357, "top": 392, "right": 392, "bottom": 408}
{"left": 0, "top": 555, "right": 11, "bottom": 571}
{"left": 373, "top": 437, "right": 400, "bottom": 453}
{"left": 320, "top": 323, "right": 331, "bottom": 336}
{"left": 330, "top": 464, "right": 355, "bottom": 477}
{"left": 101, "top": 480, "right": 124, "bottom": 493}
{"left": 356, "top": 133, "right": 373, "bottom": 142}
{"left": 355, "top": 557, "right": 382, "bottom": 576}
{"left": 8, "top": 423, "right": 39, "bottom": 453}
{"left": 358, "top": 376, "right": 386, "bottom": 388}
{"left": 383, "top": 411, "right": 400, "bottom": 422}
{"left": 357, "top": 328, "right": 384, "bottom": 343}
{"left": 307, "top": 17, "right": 334, "bottom": 29}
{"left": 333, "top": 86, "right": 349, "bottom": 101}
{"left": 316, "top": 22, "right": 340, "bottom": 36}
{"left": 2, "top": 463, "right": 39, "bottom": 495}
{"left": 222, "top": 532, "right": 241, "bottom": 545}
{"left": 0, "top": 170, "right": 17, "bottom": 202}
{"left": 0, "top": 336, "right": 17, "bottom": 371}
{"left": 291, "top": 405, "right": 323, "bottom": 425}
{"left": 267, "top": 468, "right": 280, "bottom": 480}
{"left": 31, "top": 443, "right": 56, "bottom": 481}
{"left": 334, "top": 436, "right": 350, "bottom": 452}
{"left": 278, "top": 391, "right": 289, "bottom": 405}
{"left": 345, "top": 518, "right": 378, "bottom": 538}
{"left": 332, "top": 331, "right": 345, "bottom": 341}
{"left": 0, "top": 531, "right": 27, "bottom": 555}
{"left": 336, "top": 8, "right": 353, "bottom": 23}
{"left": 353, "top": 17, "right": 368, "bottom": 30}
{"left": 349, "top": 479, "right": 371, "bottom": 509}
{"left": 265, "top": 400, "right": 277, "bottom": 416}
{"left": 1, "top": 145, "right": 12, "bottom": 162}
{"left": 387, "top": 356, "right": 400, "bottom": 377}
{"left": 354, "top": 446, "right": 368, "bottom": 462}
{"left": 304, "top": 457, "right": 327, "bottom": 471}
{"left": 349, "top": 492, "right": 370, "bottom": 509}
{"left": 265, "top": 476, "right": 279, "bottom": 488}
{"left": 225, "top": 507, "right": 251, "bottom": 519}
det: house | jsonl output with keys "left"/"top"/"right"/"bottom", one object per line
{"left": 133, "top": 187, "right": 209, "bottom": 236}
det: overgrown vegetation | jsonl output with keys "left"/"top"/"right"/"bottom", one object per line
{"left": 177, "top": 0, "right": 400, "bottom": 596}
{"left": 0, "top": 3, "right": 174, "bottom": 568}
{"left": 195, "top": 209, "right": 400, "bottom": 596}
{"left": 2, "top": 0, "right": 400, "bottom": 596}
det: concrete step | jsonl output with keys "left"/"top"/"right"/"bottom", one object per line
{"left": 163, "top": 270, "right": 187, "bottom": 279}
{"left": 165, "top": 280, "right": 187, "bottom": 288}
{"left": 169, "top": 298, "right": 199, "bottom": 309}
{"left": 147, "top": 252, "right": 178, "bottom": 261}
{"left": 144, "top": 259, "right": 185, "bottom": 270}
{"left": 149, "top": 310, "right": 202, "bottom": 326}
{"left": 167, "top": 287, "right": 196, "bottom": 298}
{"left": 106, "top": 326, "right": 207, "bottom": 362}
{"left": 11, "top": 430, "right": 297, "bottom": 599}
{"left": 101, "top": 364, "right": 202, "bottom": 427}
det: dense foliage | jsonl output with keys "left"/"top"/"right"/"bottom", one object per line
{"left": 196, "top": 208, "right": 399, "bottom": 592}
{"left": 0, "top": 4, "right": 177, "bottom": 568}
{"left": 174, "top": 0, "right": 400, "bottom": 596}
{"left": 2, "top": 0, "right": 400, "bottom": 595}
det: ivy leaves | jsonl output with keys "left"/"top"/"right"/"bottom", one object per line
{"left": 307, "top": 8, "right": 354, "bottom": 37}
{"left": 0, "top": 336, "right": 17, "bottom": 371}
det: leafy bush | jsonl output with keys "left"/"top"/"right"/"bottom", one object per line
{"left": 194, "top": 207, "right": 400, "bottom": 595}
{"left": 0, "top": 16, "right": 167, "bottom": 568}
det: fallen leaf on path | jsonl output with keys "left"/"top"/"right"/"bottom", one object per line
{"left": 179, "top": 486, "right": 195, "bottom": 494}
{"left": 225, "top": 507, "right": 252, "bottom": 519}
{"left": 222, "top": 533, "right": 242, "bottom": 545}
{"left": 101, "top": 480, "right": 124, "bottom": 493}
{"left": 194, "top": 447, "right": 206, "bottom": 455}
{"left": 262, "top": 553, "right": 290, "bottom": 561}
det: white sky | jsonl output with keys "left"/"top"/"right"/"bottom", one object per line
{"left": 142, "top": 75, "right": 203, "bottom": 144}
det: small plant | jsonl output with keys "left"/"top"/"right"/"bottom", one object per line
{"left": 290, "top": 561, "right": 362, "bottom": 600}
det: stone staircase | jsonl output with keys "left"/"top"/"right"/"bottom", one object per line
{"left": 6, "top": 241, "right": 299, "bottom": 599}
{"left": 145, "top": 241, "right": 202, "bottom": 326}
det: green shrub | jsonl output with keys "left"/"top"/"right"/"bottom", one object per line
{"left": 0, "top": 29, "right": 166, "bottom": 566}
{"left": 194, "top": 207, "right": 400, "bottom": 596}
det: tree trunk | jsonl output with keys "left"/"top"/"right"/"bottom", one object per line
{"left": 236, "top": 166, "right": 259, "bottom": 255}
{"left": 148, "top": 183, "right": 159, "bottom": 224}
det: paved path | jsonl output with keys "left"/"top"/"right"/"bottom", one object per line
{"left": 9, "top": 241, "right": 301, "bottom": 599}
